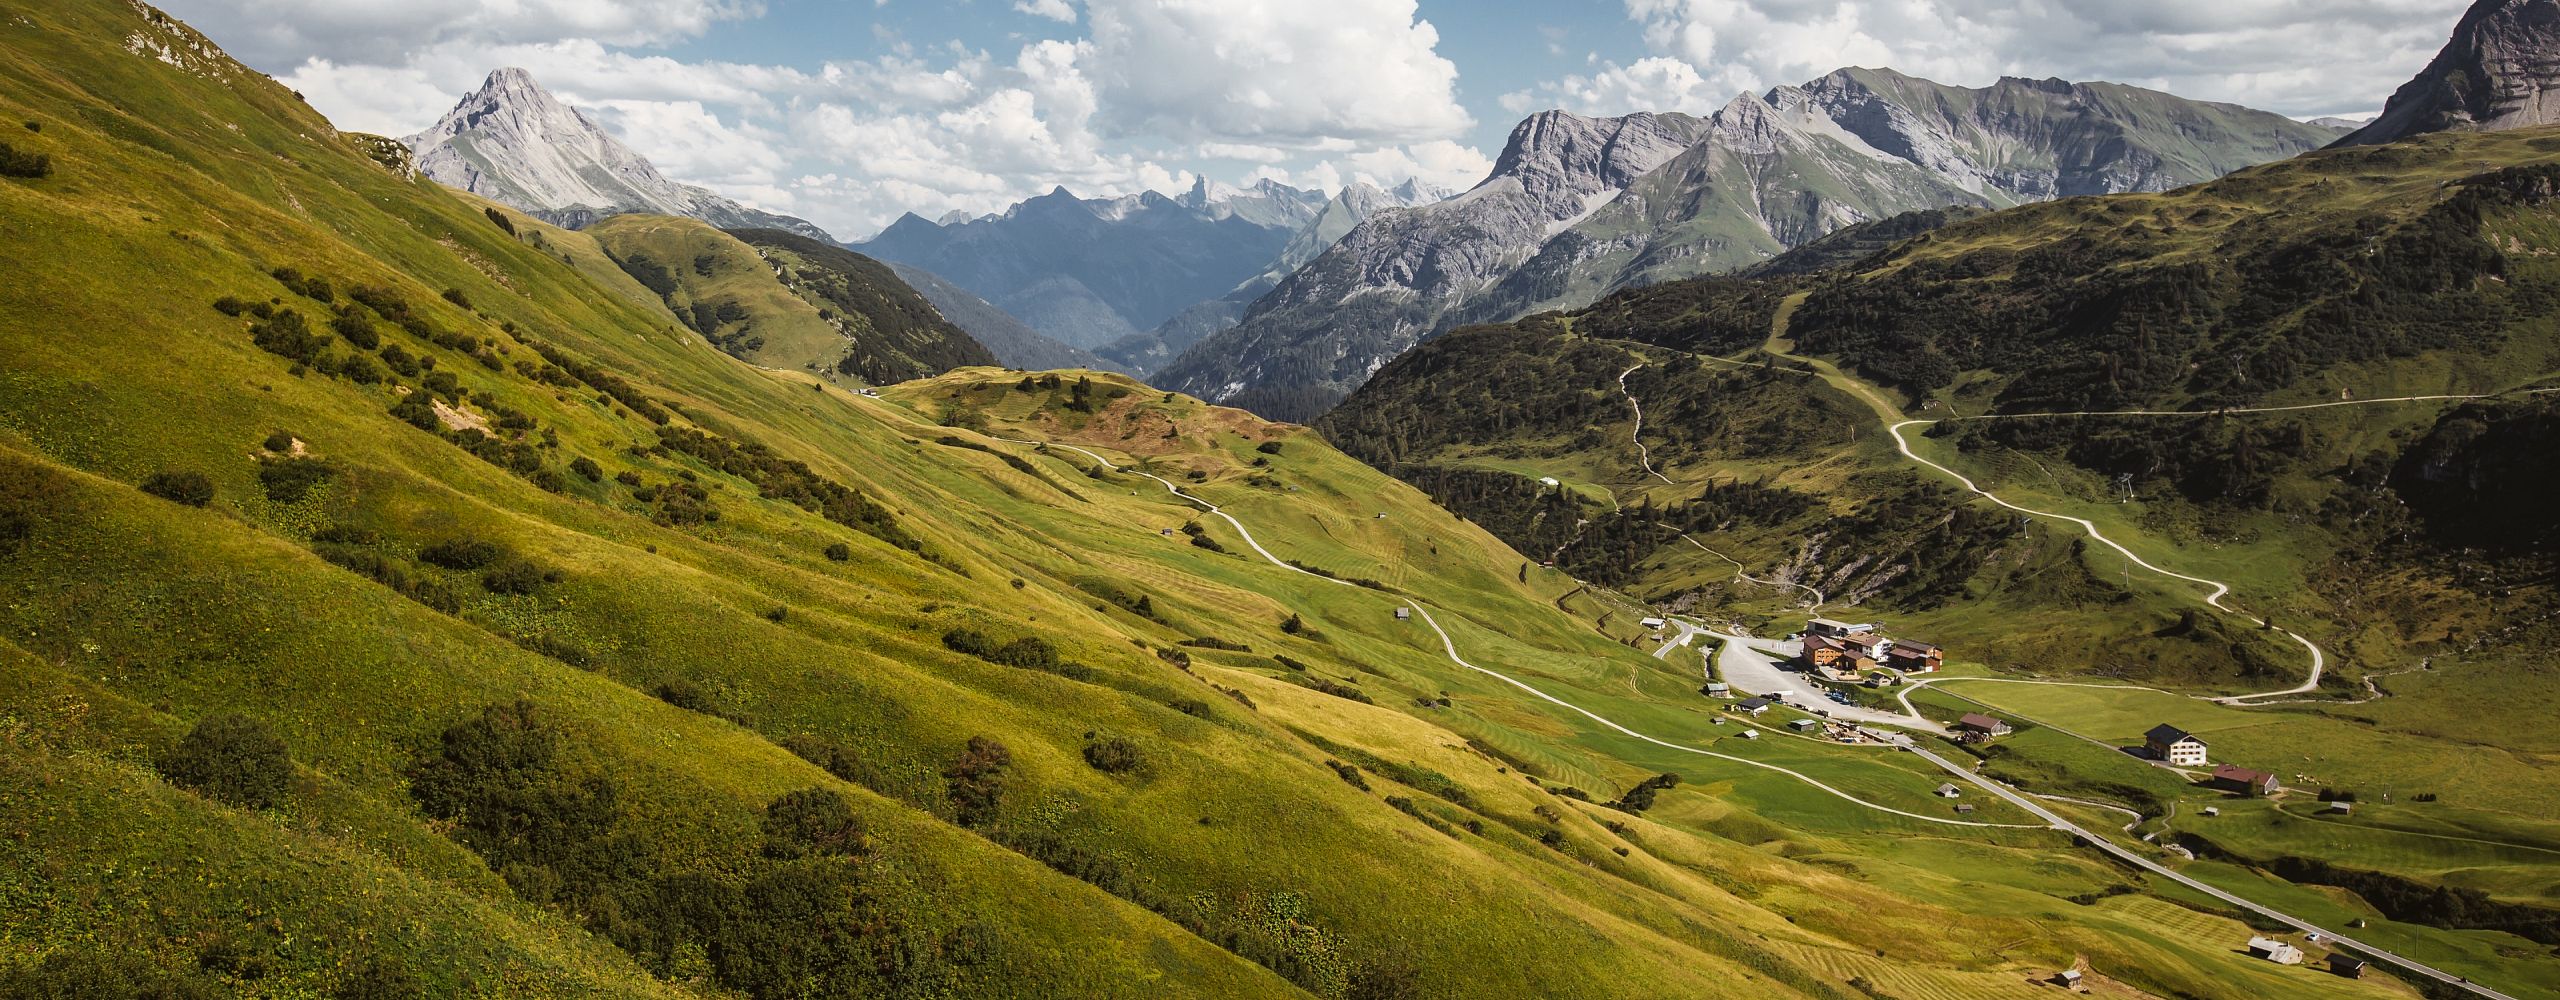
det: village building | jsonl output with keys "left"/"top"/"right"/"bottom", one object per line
{"left": 1954, "top": 713, "right": 2013, "bottom": 742}
{"left": 2327, "top": 955, "right": 2365, "bottom": 979}
{"left": 1935, "top": 783, "right": 1961, "bottom": 798}
{"left": 2050, "top": 970, "right": 2082, "bottom": 987}
{"left": 2328, "top": 801, "right": 2353, "bottom": 815}
{"left": 1799, "top": 619, "right": 1940, "bottom": 674}
{"left": 1392, "top": 608, "right": 1412, "bottom": 621}
{"left": 1885, "top": 639, "right": 1943, "bottom": 673}
{"left": 1790, "top": 718, "right": 1821, "bottom": 732}
{"left": 1954, "top": 803, "right": 1976, "bottom": 814}
{"left": 1639, "top": 616, "right": 1666, "bottom": 629}
{"left": 1804, "top": 618, "right": 1878, "bottom": 638}
{"left": 1702, "top": 681, "right": 1731, "bottom": 697}
{"left": 2145, "top": 724, "right": 2210, "bottom": 766}
{"left": 1864, "top": 672, "right": 1900, "bottom": 688}
{"left": 2246, "top": 937, "right": 2304, "bottom": 965}
{"left": 1739, "top": 729, "right": 1760, "bottom": 740}
{"left": 2211, "top": 765, "right": 2280, "bottom": 797}
{"left": 1736, "top": 697, "right": 1772, "bottom": 716}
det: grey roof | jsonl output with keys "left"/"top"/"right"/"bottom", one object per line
{"left": 2145, "top": 723, "right": 2199, "bottom": 746}
{"left": 1737, "top": 696, "right": 1772, "bottom": 709}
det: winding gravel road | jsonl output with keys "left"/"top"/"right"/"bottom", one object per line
{"left": 1012, "top": 437, "right": 2036, "bottom": 829}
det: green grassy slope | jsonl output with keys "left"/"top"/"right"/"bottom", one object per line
{"left": 586, "top": 214, "right": 992, "bottom": 383}
{"left": 0, "top": 2, "right": 2543, "bottom": 997}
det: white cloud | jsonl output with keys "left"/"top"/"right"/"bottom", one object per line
{"left": 157, "top": 0, "right": 762, "bottom": 69}
{"left": 167, "top": 0, "right": 1493, "bottom": 238}
{"left": 1014, "top": 0, "right": 1078, "bottom": 22}
{"left": 1340, "top": 140, "right": 1492, "bottom": 194}
{"left": 1581, "top": 0, "right": 2471, "bottom": 119}
{"left": 1079, "top": 0, "right": 1472, "bottom": 144}
{"left": 1499, "top": 56, "right": 1727, "bottom": 117}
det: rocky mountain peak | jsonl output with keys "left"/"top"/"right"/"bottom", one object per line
{"left": 402, "top": 66, "right": 834, "bottom": 240}
{"left": 1484, "top": 109, "right": 1703, "bottom": 220}
{"left": 2336, "top": 0, "right": 2560, "bottom": 146}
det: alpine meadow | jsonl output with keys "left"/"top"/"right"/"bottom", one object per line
{"left": 5, "top": 1, "right": 2560, "bottom": 999}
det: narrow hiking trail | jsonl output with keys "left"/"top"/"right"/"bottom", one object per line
{"left": 1002, "top": 436, "right": 2040, "bottom": 830}
{"left": 1618, "top": 363, "right": 1674, "bottom": 486}
{"left": 988, "top": 431, "right": 2520, "bottom": 1000}
{"left": 1616, "top": 363, "right": 1823, "bottom": 608}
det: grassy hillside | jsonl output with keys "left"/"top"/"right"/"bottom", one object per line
{"left": 0, "top": 2, "right": 2548, "bottom": 997}
{"left": 587, "top": 215, "right": 991, "bottom": 382}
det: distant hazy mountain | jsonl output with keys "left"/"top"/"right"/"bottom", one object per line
{"left": 2335, "top": 0, "right": 2560, "bottom": 146}
{"left": 885, "top": 262, "right": 1117, "bottom": 373}
{"left": 403, "top": 68, "right": 835, "bottom": 240}
{"left": 1158, "top": 72, "right": 2342, "bottom": 422}
{"left": 1097, "top": 179, "right": 1447, "bottom": 375}
{"left": 854, "top": 178, "right": 1330, "bottom": 352}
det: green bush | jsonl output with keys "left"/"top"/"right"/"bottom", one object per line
{"left": 940, "top": 628, "right": 994, "bottom": 658}
{"left": 760, "top": 787, "right": 868, "bottom": 859}
{"left": 261, "top": 429, "right": 295, "bottom": 452}
{"left": 330, "top": 959, "right": 424, "bottom": 1000}
{"left": 0, "top": 139, "right": 51, "bottom": 179}
{"left": 330, "top": 309, "right": 379, "bottom": 349}
{"left": 569, "top": 456, "right": 602, "bottom": 482}
{"left": 989, "top": 637, "right": 1058, "bottom": 670}
{"left": 1256, "top": 441, "right": 1284, "bottom": 455}
{"left": 482, "top": 206, "right": 516, "bottom": 236}
{"left": 1083, "top": 737, "right": 1142, "bottom": 774}
{"left": 140, "top": 470, "right": 214, "bottom": 507}
{"left": 944, "top": 736, "right": 1012, "bottom": 828}
{"left": 0, "top": 950, "right": 211, "bottom": 1000}
{"left": 416, "top": 538, "right": 502, "bottom": 570}
{"left": 378, "top": 344, "right": 420, "bottom": 377}
{"left": 441, "top": 287, "right": 472, "bottom": 310}
{"left": 407, "top": 701, "right": 629, "bottom": 904}
{"left": 480, "top": 559, "right": 552, "bottom": 595}
{"left": 213, "top": 296, "right": 248, "bottom": 316}
{"left": 158, "top": 713, "right": 293, "bottom": 809}
{"left": 823, "top": 542, "right": 851, "bottom": 562}
{"left": 270, "top": 267, "right": 334, "bottom": 303}
{"left": 389, "top": 392, "right": 439, "bottom": 431}
{"left": 257, "top": 456, "right": 336, "bottom": 503}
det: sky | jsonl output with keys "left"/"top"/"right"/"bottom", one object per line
{"left": 160, "top": 0, "right": 2475, "bottom": 241}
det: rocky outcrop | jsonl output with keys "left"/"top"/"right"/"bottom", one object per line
{"left": 2336, "top": 0, "right": 2560, "bottom": 146}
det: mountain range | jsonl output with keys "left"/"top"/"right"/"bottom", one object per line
{"left": 853, "top": 176, "right": 1442, "bottom": 368}
{"left": 1157, "top": 71, "right": 2350, "bottom": 421}
{"left": 400, "top": 66, "right": 1125, "bottom": 374}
